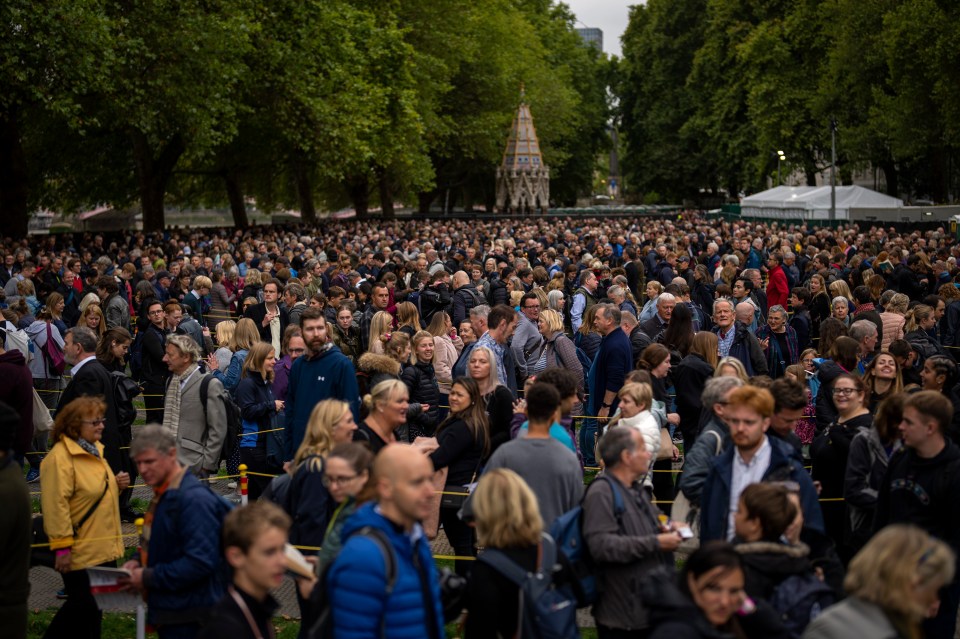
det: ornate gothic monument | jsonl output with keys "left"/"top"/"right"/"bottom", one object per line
{"left": 495, "top": 89, "right": 550, "bottom": 214}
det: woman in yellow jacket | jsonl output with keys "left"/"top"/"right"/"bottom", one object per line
{"left": 40, "top": 396, "right": 129, "bottom": 639}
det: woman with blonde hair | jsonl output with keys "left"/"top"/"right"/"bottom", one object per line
{"left": 40, "top": 396, "right": 129, "bottom": 637}
{"left": 355, "top": 379, "right": 410, "bottom": 453}
{"left": 605, "top": 382, "right": 660, "bottom": 492}
{"left": 401, "top": 330, "right": 440, "bottom": 439}
{"left": 465, "top": 468, "right": 546, "bottom": 638}
{"left": 287, "top": 399, "right": 358, "bottom": 556}
{"left": 367, "top": 310, "right": 394, "bottom": 355}
{"left": 639, "top": 280, "right": 663, "bottom": 324}
{"left": 234, "top": 341, "right": 282, "bottom": 499}
{"left": 904, "top": 304, "right": 949, "bottom": 360}
{"left": 879, "top": 292, "right": 908, "bottom": 350}
{"left": 212, "top": 319, "right": 236, "bottom": 372}
{"left": 714, "top": 356, "right": 749, "bottom": 382}
{"left": 808, "top": 273, "right": 831, "bottom": 339}
{"left": 576, "top": 304, "right": 602, "bottom": 362}
{"left": 241, "top": 268, "right": 263, "bottom": 303}
{"left": 537, "top": 308, "right": 584, "bottom": 407}
{"left": 804, "top": 524, "right": 954, "bottom": 639}
{"left": 207, "top": 316, "right": 259, "bottom": 397}
{"left": 426, "top": 311, "right": 463, "bottom": 419}
{"left": 80, "top": 303, "right": 106, "bottom": 338}
{"left": 46, "top": 291, "right": 68, "bottom": 335}
{"left": 395, "top": 301, "right": 421, "bottom": 338}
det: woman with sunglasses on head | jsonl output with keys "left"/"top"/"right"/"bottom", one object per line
{"left": 811, "top": 374, "right": 873, "bottom": 563}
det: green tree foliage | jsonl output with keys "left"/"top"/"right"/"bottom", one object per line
{"left": 619, "top": 0, "right": 960, "bottom": 202}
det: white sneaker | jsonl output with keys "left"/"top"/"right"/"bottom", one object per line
{"left": 227, "top": 481, "right": 237, "bottom": 489}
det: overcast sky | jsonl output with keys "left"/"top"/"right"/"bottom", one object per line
{"left": 565, "top": 0, "right": 633, "bottom": 58}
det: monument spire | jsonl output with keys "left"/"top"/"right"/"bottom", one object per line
{"left": 496, "top": 86, "right": 550, "bottom": 214}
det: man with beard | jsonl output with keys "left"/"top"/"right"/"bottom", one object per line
{"left": 282, "top": 307, "right": 359, "bottom": 463}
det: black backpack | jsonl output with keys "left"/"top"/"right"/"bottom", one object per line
{"left": 197, "top": 375, "right": 243, "bottom": 463}
{"left": 110, "top": 371, "right": 142, "bottom": 430}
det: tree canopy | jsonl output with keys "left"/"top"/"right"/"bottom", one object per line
{"left": 619, "top": 0, "right": 960, "bottom": 204}
{"left": 1, "top": 0, "right": 612, "bottom": 233}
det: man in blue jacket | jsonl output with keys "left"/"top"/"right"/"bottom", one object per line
{"left": 283, "top": 307, "right": 360, "bottom": 463}
{"left": 122, "top": 425, "right": 232, "bottom": 639}
{"left": 327, "top": 445, "right": 445, "bottom": 639}
{"left": 699, "top": 385, "right": 823, "bottom": 543}
{"left": 586, "top": 304, "right": 634, "bottom": 465}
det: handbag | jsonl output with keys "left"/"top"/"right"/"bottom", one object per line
{"left": 32, "top": 388, "right": 54, "bottom": 433}
{"left": 41, "top": 323, "right": 66, "bottom": 376}
{"left": 31, "top": 470, "right": 110, "bottom": 567}
{"left": 439, "top": 462, "right": 480, "bottom": 510}
{"left": 656, "top": 426, "right": 674, "bottom": 461}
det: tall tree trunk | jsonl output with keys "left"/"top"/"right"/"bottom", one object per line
{"left": 130, "top": 131, "right": 185, "bottom": 232}
{"left": 417, "top": 191, "right": 434, "bottom": 215}
{"left": 293, "top": 156, "right": 317, "bottom": 224}
{"left": 879, "top": 159, "right": 899, "bottom": 197}
{"left": 377, "top": 168, "right": 394, "bottom": 219}
{"left": 347, "top": 175, "right": 369, "bottom": 219}
{"left": 0, "top": 111, "right": 29, "bottom": 238}
{"left": 223, "top": 171, "right": 249, "bottom": 228}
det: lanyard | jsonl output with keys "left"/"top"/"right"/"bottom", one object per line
{"left": 228, "top": 586, "right": 274, "bottom": 639}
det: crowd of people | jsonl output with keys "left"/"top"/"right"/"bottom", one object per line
{"left": 3, "top": 212, "right": 960, "bottom": 639}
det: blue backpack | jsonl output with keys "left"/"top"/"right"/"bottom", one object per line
{"left": 548, "top": 475, "right": 624, "bottom": 607}
{"left": 478, "top": 533, "right": 578, "bottom": 639}
{"left": 768, "top": 572, "right": 837, "bottom": 639}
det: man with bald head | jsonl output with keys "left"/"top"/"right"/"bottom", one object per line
{"left": 327, "top": 445, "right": 445, "bottom": 639}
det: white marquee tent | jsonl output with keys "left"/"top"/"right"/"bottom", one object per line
{"left": 740, "top": 185, "right": 903, "bottom": 220}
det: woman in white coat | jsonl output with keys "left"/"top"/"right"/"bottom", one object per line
{"left": 604, "top": 382, "right": 660, "bottom": 493}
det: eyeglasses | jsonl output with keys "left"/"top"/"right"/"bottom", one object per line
{"left": 148, "top": 310, "right": 164, "bottom": 316}
{"left": 322, "top": 474, "right": 358, "bottom": 487}
{"left": 82, "top": 418, "right": 106, "bottom": 425}
{"left": 832, "top": 387, "right": 859, "bottom": 397}
{"left": 524, "top": 304, "right": 540, "bottom": 310}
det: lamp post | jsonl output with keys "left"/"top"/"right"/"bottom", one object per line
{"left": 829, "top": 118, "right": 838, "bottom": 222}
{"left": 777, "top": 150, "right": 787, "bottom": 185}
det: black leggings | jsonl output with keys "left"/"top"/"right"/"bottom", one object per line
{"left": 440, "top": 505, "right": 475, "bottom": 577}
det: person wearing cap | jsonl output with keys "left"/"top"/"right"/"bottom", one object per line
{"left": 154, "top": 271, "right": 173, "bottom": 303}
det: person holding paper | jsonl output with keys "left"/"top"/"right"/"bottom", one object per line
{"left": 198, "top": 501, "right": 316, "bottom": 639}
{"left": 40, "top": 396, "right": 129, "bottom": 639}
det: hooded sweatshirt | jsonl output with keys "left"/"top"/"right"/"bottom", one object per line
{"left": 283, "top": 344, "right": 359, "bottom": 461}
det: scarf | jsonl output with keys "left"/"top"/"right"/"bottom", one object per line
{"left": 76, "top": 437, "right": 100, "bottom": 457}
{"left": 854, "top": 302, "right": 876, "bottom": 315}
{"left": 162, "top": 365, "right": 199, "bottom": 432}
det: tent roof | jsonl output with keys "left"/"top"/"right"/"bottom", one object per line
{"left": 741, "top": 185, "right": 903, "bottom": 210}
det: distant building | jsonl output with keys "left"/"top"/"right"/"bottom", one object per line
{"left": 496, "top": 88, "right": 550, "bottom": 214}
{"left": 576, "top": 28, "right": 603, "bottom": 51}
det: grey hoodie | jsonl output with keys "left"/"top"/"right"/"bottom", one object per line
{"left": 25, "top": 320, "right": 64, "bottom": 380}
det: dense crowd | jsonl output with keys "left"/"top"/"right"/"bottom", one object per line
{"left": 3, "top": 212, "right": 960, "bottom": 639}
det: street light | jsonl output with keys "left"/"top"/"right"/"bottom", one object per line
{"left": 777, "top": 150, "right": 787, "bottom": 185}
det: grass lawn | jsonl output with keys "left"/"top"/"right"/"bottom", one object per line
{"left": 28, "top": 610, "right": 599, "bottom": 638}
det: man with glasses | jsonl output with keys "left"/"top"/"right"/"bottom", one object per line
{"left": 511, "top": 292, "right": 544, "bottom": 383}
{"left": 141, "top": 300, "right": 171, "bottom": 424}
